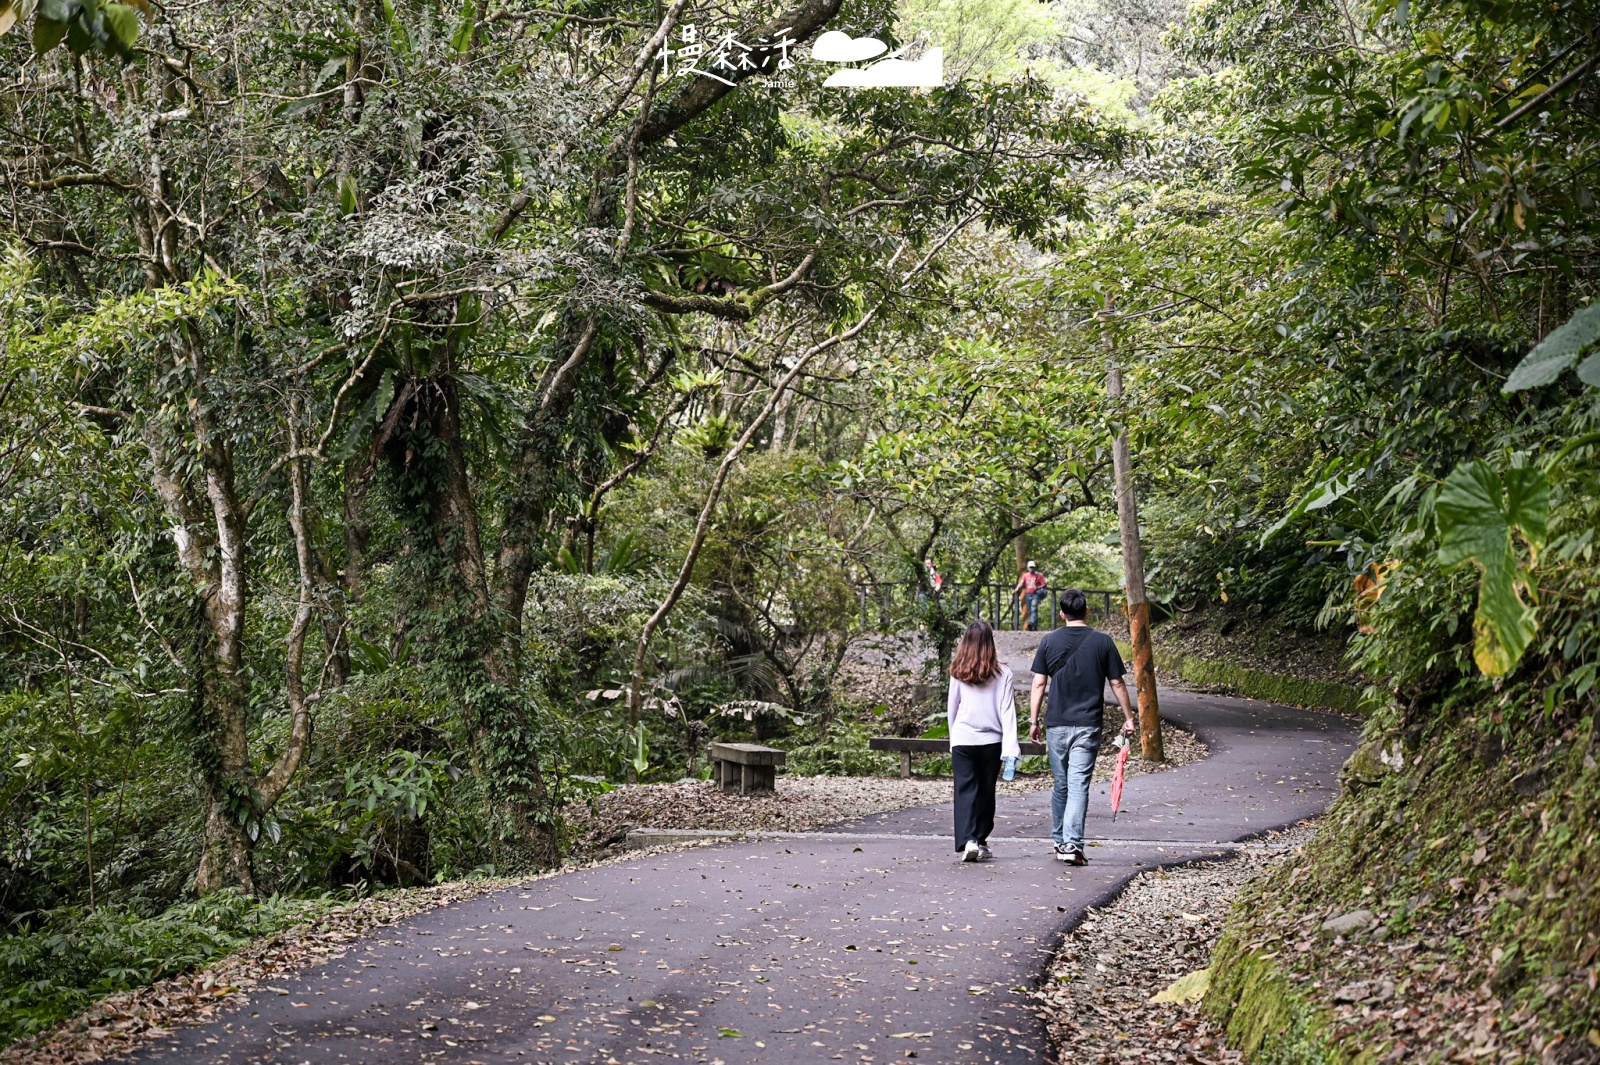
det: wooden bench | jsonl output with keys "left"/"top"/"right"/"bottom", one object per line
{"left": 869, "top": 737, "right": 1048, "bottom": 779}
{"left": 710, "top": 742, "right": 785, "bottom": 794}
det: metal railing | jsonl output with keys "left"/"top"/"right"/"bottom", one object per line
{"left": 971, "top": 585, "right": 1117, "bottom": 631}
{"left": 855, "top": 582, "right": 1118, "bottom": 632}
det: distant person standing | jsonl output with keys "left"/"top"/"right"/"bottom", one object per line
{"left": 1015, "top": 560, "right": 1049, "bottom": 631}
{"left": 946, "top": 620, "right": 1020, "bottom": 862}
{"left": 917, "top": 557, "right": 944, "bottom": 616}
{"left": 1027, "top": 589, "right": 1136, "bottom": 865}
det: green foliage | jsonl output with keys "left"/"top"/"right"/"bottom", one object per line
{"left": 1435, "top": 461, "right": 1548, "bottom": 676}
{"left": 556, "top": 533, "right": 646, "bottom": 577}
{"left": 1109, "top": 0, "right": 1600, "bottom": 634}
{"left": 1503, "top": 301, "right": 1600, "bottom": 392}
{"left": 628, "top": 723, "right": 651, "bottom": 779}
{"left": 0, "top": 0, "right": 142, "bottom": 60}
{"left": 897, "top": 0, "right": 1062, "bottom": 81}
{"left": 337, "top": 751, "right": 458, "bottom": 867}
{"left": 785, "top": 718, "right": 897, "bottom": 777}
{"left": 0, "top": 891, "right": 333, "bottom": 1043}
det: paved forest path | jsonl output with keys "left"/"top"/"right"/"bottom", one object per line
{"left": 133, "top": 639, "right": 1360, "bottom": 1065}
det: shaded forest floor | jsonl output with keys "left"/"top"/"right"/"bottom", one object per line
{"left": 1147, "top": 605, "right": 1363, "bottom": 688}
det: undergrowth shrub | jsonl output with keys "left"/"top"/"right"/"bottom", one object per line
{"left": 1207, "top": 445, "right": 1600, "bottom": 1059}
{"left": 785, "top": 717, "right": 896, "bottom": 776}
{"left": 0, "top": 890, "right": 334, "bottom": 1043}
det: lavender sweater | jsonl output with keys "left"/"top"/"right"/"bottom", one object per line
{"left": 946, "top": 665, "right": 1021, "bottom": 758}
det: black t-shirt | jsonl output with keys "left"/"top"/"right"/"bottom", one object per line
{"left": 1030, "top": 626, "right": 1126, "bottom": 729}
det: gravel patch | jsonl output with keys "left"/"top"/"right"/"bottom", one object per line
{"left": 564, "top": 773, "right": 1055, "bottom": 853}
{"left": 567, "top": 717, "right": 1205, "bottom": 854}
{"left": 1033, "top": 820, "right": 1320, "bottom": 1064}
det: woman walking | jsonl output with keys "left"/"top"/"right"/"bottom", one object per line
{"left": 947, "top": 620, "right": 1020, "bottom": 862}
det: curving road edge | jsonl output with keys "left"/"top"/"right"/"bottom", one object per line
{"left": 132, "top": 687, "right": 1360, "bottom": 1065}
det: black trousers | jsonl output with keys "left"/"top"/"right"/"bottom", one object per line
{"left": 951, "top": 743, "right": 1002, "bottom": 850}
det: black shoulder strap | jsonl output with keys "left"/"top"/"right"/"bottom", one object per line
{"left": 1048, "top": 628, "right": 1090, "bottom": 678}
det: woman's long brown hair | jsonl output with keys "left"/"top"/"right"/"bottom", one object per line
{"left": 950, "top": 620, "right": 1001, "bottom": 684}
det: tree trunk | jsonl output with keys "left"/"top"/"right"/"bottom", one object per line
{"left": 147, "top": 335, "right": 320, "bottom": 896}
{"left": 389, "top": 372, "right": 559, "bottom": 869}
{"left": 190, "top": 429, "right": 262, "bottom": 893}
{"left": 1104, "top": 303, "right": 1164, "bottom": 762}
{"left": 494, "top": 317, "right": 602, "bottom": 634}
{"left": 195, "top": 797, "right": 255, "bottom": 895}
{"left": 144, "top": 335, "right": 259, "bottom": 896}
{"left": 428, "top": 380, "right": 493, "bottom": 622}
{"left": 191, "top": 556, "right": 257, "bottom": 894}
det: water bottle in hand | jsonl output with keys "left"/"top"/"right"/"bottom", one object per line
{"left": 1002, "top": 756, "right": 1017, "bottom": 781}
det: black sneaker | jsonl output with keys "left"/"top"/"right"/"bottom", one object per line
{"left": 977, "top": 844, "right": 993, "bottom": 861}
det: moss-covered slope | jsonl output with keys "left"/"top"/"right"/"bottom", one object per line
{"left": 1206, "top": 703, "right": 1599, "bottom": 1063}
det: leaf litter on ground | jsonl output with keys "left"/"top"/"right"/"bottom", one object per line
{"left": 1033, "top": 821, "right": 1319, "bottom": 1064}
{"left": 565, "top": 721, "right": 1203, "bottom": 856}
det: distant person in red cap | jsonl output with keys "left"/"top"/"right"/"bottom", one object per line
{"left": 1015, "top": 561, "right": 1048, "bottom": 631}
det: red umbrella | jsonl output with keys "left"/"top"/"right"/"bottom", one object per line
{"left": 1110, "top": 732, "right": 1132, "bottom": 821}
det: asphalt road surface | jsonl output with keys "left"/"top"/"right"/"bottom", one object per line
{"left": 133, "top": 688, "right": 1360, "bottom": 1065}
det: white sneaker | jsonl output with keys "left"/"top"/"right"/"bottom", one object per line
{"left": 961, "top": 840, "right": 981, "bottom": 862}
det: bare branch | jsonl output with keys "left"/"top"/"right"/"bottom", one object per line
{"left": 258, "top": 401, "right": 316, "bottom": 807}
{"left": 22, "top": 171, "right": 137, "bottom": 192}
{"left": 539, "top": 317, "right": 601, "bottom": 413}
{"left": 127, "top": 566, "right": 185, "bottom": 671}
{"left": 590, "top": 0, "right": 689, "bottom": 132}
{"left": 625, "top": 212, "right": 978, "bottom": 734}
{"left": 1496, "top": 49, "right": 1599, "bottom": 129}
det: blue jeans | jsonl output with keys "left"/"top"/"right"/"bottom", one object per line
{"left": 1023, "top": 590, "right": 1047, "bottom": 629}
{"left": 1047, "top": 724, "right": 1100, "bottom": 851}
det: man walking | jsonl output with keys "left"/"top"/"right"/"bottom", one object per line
{"left": 1015, "top": 561, "right": 1048, "bottom": 631}
{"left": 1027, "top": 588, "right": 1137, "bottom": 865}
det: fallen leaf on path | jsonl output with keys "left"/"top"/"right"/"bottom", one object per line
{"left": 1149, "top": 969, "right": 1210, "bottom": 1004}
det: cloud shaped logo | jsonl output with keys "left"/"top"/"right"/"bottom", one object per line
{"left": 810, "top": 31, "right": 888, "bottom": 63}
{"left": 822, "top": 47, "right": 944, "bottom": 88}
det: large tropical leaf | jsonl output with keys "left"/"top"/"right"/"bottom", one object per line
{"left": 1436, "top": 461, "right": 1548, "bottom": 676}
{"left": 1503, "top": 300, "right": 1600, "bottom": 392}
{"left": 0, "top": 0, "right": 28, "bottom": 37}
